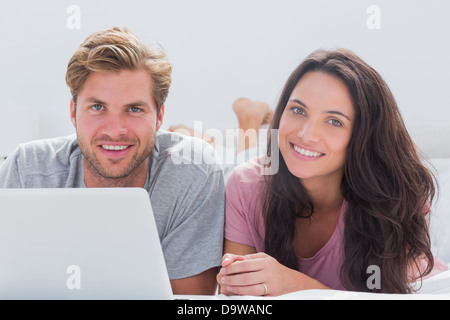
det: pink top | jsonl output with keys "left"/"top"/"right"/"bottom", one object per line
{"left": 225, "top": 157, "right": 448, "bottom": 291}
{"left": 224, "top": 157, "right": 347, "bottom": 290}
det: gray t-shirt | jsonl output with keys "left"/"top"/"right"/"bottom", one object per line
{"left": 0, "top": 130, "right": 225, "bottom": 280}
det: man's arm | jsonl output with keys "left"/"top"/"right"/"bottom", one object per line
{"left": 170, "top": 267, "right": 219, "bottom": 295}
{"left": 154, "top": 133, "right": 225, "bottom": 295}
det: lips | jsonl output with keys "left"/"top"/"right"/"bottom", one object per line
{"left": 101, "top": 145, "right": 130, "bottom": 151}
{"left": 97, "top": 142, "right": 134, "bottom": 157}
{"left": 290, "top": 143, "right": 324, "bottom": 158}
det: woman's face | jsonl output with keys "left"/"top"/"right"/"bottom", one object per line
{"left": 278, "top": 71, "right": 355, "bottom": 186}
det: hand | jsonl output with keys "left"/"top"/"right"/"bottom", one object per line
{"left": 217, "top": 252, "right": 301, "bottom": 296}
{"left": 216, "top": 253, "right": 246, "bottom": 295}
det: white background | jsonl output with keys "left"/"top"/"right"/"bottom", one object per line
{"left": 0, "top": 0, "right": 449, "bottom": 156}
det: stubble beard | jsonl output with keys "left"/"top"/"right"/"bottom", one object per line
{"left": 78, "top": 133, "right": 155, "bottom": 187}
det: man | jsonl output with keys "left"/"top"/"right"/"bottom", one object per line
{"left": 0, "top": 27, "right": 224, "bottom": 295}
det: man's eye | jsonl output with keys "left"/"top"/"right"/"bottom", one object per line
{"left": 129, "top": 106, "right": 141, "bottom": 113}
{"left": 91, "top": 104, "right": 103, "bottom": 111}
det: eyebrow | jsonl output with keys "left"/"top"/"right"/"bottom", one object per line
{"left": 85, "top": 97, "right": 150, "bottom": 108}
{"left": 288, "top": 98, "right": 352, "bottom": 121}
{"left": 85, "top": 97, "right": 107, "bottom": 105}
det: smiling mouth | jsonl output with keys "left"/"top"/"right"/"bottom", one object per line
{"left": 291, "top": 143, "right": 324, "bottom": 158}
{"left": 101, "top": 145, "right": 130, "bottom": 151}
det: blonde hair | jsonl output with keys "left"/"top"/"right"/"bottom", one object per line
{"left": 65, "top": 27, "right": 172, "bottom": 113}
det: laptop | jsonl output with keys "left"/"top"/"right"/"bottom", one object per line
{"left": 0, "top": 188, "right": 173, "bottom": 300}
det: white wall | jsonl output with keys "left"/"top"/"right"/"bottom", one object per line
{"left": 0, "top": 0, "right": 449, "bottom": 156}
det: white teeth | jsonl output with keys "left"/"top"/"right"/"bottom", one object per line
{"left": 102, "top": 145, "right": 129, "bottom": 151}
{"left": 293, "top": 144, "right": 323, "bottom": 158}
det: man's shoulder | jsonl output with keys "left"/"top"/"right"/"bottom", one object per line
{"left": 0, "top": 134, "right": 83, "bottom": 188}
{"left": 17, "top": 134, "right": 77, "bottom": 151}
{"left": 15, "top": 134, "right": 80, "bottom": 161}
{"left": 11, "top": 134, "right": 80, "bottom": 173}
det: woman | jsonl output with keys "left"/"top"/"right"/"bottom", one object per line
{"left": 217, "top": 48, "right": 446, "bottom": 295}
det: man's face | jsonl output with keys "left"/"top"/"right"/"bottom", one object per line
{"left": 70, "top": 69, "right": 164, "bottom": 187}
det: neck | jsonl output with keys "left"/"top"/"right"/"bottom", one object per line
{"left": 301, "top": 172, "right": 344, "bottom": 215}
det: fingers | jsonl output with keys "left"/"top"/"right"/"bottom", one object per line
{"left": 220, "top": 267, "right": 265, "bottom": 286}
{"left": 221, "top": 253, "right": 246, "bottom": 267}
{"left": 221, "top": 252, "right": 268, "bottom": 271}
{"left": 224, "top": 283, "right": 268, "bottom": 296}
{"left": 217, "top": 254, "right": 245, "bottom": 295}
{"left": 217, "top": 253, "right": 272, "bottom": 296}
{"left": 218, "top": 266, "right": 268, "bottom": 296}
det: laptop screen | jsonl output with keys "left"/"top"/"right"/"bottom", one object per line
{"left": 0, "top": 188, "right": 173, "bottom": 300}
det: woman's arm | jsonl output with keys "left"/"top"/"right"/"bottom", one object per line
{"left": 217, "top": 240, "right": 330, "bottom": 296}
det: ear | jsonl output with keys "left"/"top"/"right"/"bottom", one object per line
{"left": 70, "top": 99, "right": 77, "bottom": 128}
{"left": 156, "top": 104, "right": 165, "bottom": 132}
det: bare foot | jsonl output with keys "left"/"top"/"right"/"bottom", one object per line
{"left": 232, "top": 98, "right": 273, "bottom": 154}
{"left": 232, "top": 98, "right": 273, "bottom": 130}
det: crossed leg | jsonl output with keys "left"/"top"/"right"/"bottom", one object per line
{"left": 168, "top": 98, "right": 273, "bottom": 153}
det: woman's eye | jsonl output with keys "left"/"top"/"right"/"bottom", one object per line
{"left": 291, "top": 106, "right": 305, "bottom": 115}
{"left": 328, "top": 119, "right": 343, "bottom": 127}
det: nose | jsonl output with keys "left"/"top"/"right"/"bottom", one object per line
{"left": 298, "top": 119, "right": 321, "bottom": 143}
{"left": 101, "top": 113, "right": 129, "bottom": 138}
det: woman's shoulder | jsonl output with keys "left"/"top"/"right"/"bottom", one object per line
{"left": 228, "top": 156, "right": 269, "bottom": 185}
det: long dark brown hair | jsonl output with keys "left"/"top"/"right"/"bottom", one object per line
{"left": 263, "top": 48, "right": 436, "bottom": 293}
